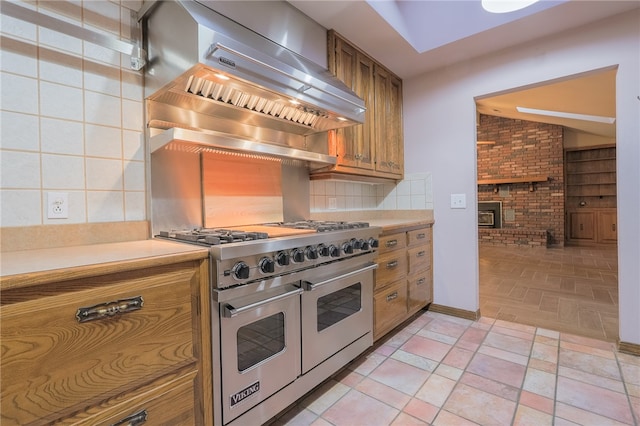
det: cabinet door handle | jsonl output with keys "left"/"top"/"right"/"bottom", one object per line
{"left": 76, "top": 296, "right": 144, "bottom": 323}
{"left": 111, "top": 409, "right": 147, "bottom": 426}
{"left": 385, "top": 260, "right": 399, "bottom": 269}
{"left": 416, "top": 233, "right": 426, "bottom": 240}
{"left": 417, "top": 277, "right": 426, "bottom": 285}
{"left": 385, "top": 239, "right": 398, "bottom": 248}
{"left": 386, "top": 291, "right": 398, "bottom": 302}
{"left": 416, "top": 250, "right": 426, "bottom": 258}
{"left": 612, "top": 224, "right": 616, "bottom": 232}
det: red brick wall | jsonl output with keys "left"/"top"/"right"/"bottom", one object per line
{"left": 477, "top": 114, "right": 564, "bottom": 246}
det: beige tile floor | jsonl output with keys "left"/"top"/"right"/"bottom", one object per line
{"left": 479, "top": 244, "right": 619, "bottom": 342}
{"left": 271, "top": 312, "right": 640, "bottom": 426}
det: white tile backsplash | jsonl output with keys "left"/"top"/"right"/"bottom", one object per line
{"left": 40, "top": 81, "right": 84, "bottom": 121}
{"left": 85, "top": 124, "right": 122, "bottom": 158}
{"left": 0, "top": 151, "right": 41, "bottom": 189}
{"left": 87, "top": 190, "right": 124, "bottom": 222}
{"left": 1, "top": 189, "right": 41, "bottom": 226}
{"left": 1, "top": 111, "right": 39, "bottom": 151}
{"left": 1, "top": 72, "right": 39, "bottom": 114}
{"left": 85, "top": 91, "right": 121, "bottom": 127}
{"left": 309, "top": 172, "right": 433, "bottom": 213}
{"left": 86, "top": 158, "right": 123, "bottom": 190}
{"left": 0, "top": 1, "right": 145, "bottom": 228}
{"left": 42, "top": 154, "right": 85, "bottom": 189}
{"left": 41, "top": 117, "right": 84, "bottom": 155}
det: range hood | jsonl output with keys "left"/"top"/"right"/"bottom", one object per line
{"left": 144, "top": 0, "right": 364, "bottom": 165}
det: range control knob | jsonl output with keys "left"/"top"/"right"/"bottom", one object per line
{"left": 360, "top": 239, "right": 370, "bottom": 250}
{"left": 351, "top": 238, "right": 362, "bottom": 250}
{"left": 276, "top": 251, "right": 290, "bottom": 266}
{"left": 318, "top": 244, "right": 330, "bottom": 257}
{"left": 232, "top": 261, "right": 250, "bottom": 280}
{"left": 259, "top": 257, "right": 275, "bottom": 273}
{"left": 292, "top": 248, "right": 305, "bottom": 263}
{"left": 342, "top": 241, "right": 354, "bottom": 254}
{"left": 329, "top": 244, "right": 340, "bottom": 257}
{"left": 368, "top": 237, "right": 379, "bottom": 248}
{"left": 305, "top": 245, "right": 318, "bottom": 260}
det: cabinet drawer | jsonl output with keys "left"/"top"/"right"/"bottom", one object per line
{"left": 407, "top": 228, "right": 431, "bottom": 247}
{"left": 1, "top": 265, "right": 198, "bottom": 426}
{"left": 408, "top": 272, "right": 432, "bottom": 312}
{"left": 57, "top": 370, "right": 197, "bottom": 425}
{"left": 376, "top": 250, "right": 407, "bottom": 289}
{"left": 374, "top": 280, "right": 407, "bottom": 339}
{"left": 408, "top": 244, "right": 431, "bottom": 275}
{"left": 378, "top": 233, "right": 406, "bottom": 255}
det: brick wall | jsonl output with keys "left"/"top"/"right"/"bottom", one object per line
{"left": 477, "top": 114, "right": 564, "bottom": 247}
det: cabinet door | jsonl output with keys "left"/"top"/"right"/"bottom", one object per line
{"left": 331, "top": 38, "right": 374, "bottom": 170}
{"left": 598, "top": 211, "right": 617, "bottom": 242}
{"left": 374, "top": 67, "right": 403, "bottom": 178}
{"left": 374, "top": 280, "right": 407, "bottom": 340}
{"left": 568, "top": 211, "right": 595, "bottom": 241}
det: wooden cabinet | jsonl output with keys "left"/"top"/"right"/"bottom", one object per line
{"left": 312, "top": 30, "right": 404, "bottom": 181}
{"left": 567, "top": 209, "right": 617, "bottom": 244}
{"left": 565, "top": 145, "right": 617, "bottom": 245}
{"left": 1, "top": 256, "right": 212, "bottom": 425}
{"left": 374, "top": 225, "right": 433, "bottom": 341}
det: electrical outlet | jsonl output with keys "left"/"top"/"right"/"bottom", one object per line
{"left": 450, "top": 193, "right": 467, "bottom": 209}
{"left": 47, "top": 192, "right": 69, "bottom": 219}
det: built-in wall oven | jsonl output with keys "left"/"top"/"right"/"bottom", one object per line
{"left": 157, "top": 221, "right": 379, "bottom": 425}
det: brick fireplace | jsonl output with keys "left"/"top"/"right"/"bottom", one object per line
{"left": 477, "top": 114, "right": 564, "bottom": 247}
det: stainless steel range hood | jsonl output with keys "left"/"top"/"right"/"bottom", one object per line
{"left": 144, "top": 0, "right": 364, "bottom": 165}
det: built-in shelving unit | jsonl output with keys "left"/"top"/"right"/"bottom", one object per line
{"left": 565, "top": 145, "right": 617, "bottom": 245}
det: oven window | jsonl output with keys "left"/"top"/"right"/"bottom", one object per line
{"left": 316, "top": 283, "right": 361, "bottom": 332}
{"left": 237, "top": 313, "right": 285, "bottom": 371}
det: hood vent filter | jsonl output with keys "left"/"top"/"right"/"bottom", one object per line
{"left": 184, "top": 74, "right": 323, "bottom": 128}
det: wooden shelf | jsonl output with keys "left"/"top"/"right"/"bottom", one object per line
{"left": 477, "top": 175, "right": 548, "bottom": 192}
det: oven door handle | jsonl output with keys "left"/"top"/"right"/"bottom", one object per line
{"left": 302, "top": 263, "right": 378, "bottom": 291}
{"left": 222, "top": 287, "right": 303, "bottom": 317}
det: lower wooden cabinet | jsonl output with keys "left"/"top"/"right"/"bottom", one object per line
{"left": 1, "top": 256, "right": 212, "bottom": 426}
{"left": 567, "top": 208, "right": 617, "bottom": 244}
{"left": 373, "top": 224, "right": 433, "bottom": 341}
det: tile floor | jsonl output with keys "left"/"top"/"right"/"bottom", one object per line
{"left": 270, "top": 311, "right": 640, "bottom": 426}
{"left": 480, "top": 244, "right": 619, "bottom": 342}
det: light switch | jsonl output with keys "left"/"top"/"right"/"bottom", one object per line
{"left": 451, "top": 194, "right": 466, "bottom": 209}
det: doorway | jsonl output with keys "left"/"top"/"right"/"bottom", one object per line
{"left": 474, "top": 67, "right": 619, "bottom": 342}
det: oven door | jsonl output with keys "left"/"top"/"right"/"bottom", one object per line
{"left": 220, "top": 284, "right": 302, "bottom": 424}
{"left": 300, "top": 263, "right": 376, "bottom": 373}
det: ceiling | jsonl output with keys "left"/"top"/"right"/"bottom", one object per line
{"left": 288, "top": 0, "right": 637, "bottom": 139}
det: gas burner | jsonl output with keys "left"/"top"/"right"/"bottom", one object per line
{"left": 158, "top": 228, "right": 269, "bottom": 246}
{"left": 263, "top": 220, "right": 370, "bottom": 232}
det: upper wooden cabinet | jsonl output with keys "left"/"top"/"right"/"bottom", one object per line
{"left": 312, "top": 30, "right": 404, "bottom": 181}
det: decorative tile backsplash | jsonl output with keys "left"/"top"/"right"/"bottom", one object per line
{"left": 0, "top": 0, "right": 145, "bottom": 227}
{"left": 310, "top": 173, "right": 433, "bottom": 212}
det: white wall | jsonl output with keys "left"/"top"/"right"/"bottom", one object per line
{"left": 403, "top": 10, "right": 640, "bottom": 345}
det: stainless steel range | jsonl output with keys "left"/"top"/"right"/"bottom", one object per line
{"left": 158, "top": 221, "right": 380, "bottom": 425}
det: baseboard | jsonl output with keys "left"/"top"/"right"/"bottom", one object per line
{"left": 618, "top": 341, "right": 640, "bottom": 356}
{"left": 429, "top": 304, "right": 481, "bottom": 321}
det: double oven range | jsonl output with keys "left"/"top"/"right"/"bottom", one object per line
{"left": 158, "top": 221, "right": 380, "bottom": 425}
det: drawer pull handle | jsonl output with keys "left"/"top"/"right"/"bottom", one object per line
{"left": 612, "top": 224, "right": 616, "bottom": 231}
{"left": 416, "top": 233, "right": 426, "bottom": 239}
{"left": 111, "top": 409, "right": 148, "bottom": 426}
{"left": 386, "top": 291, "right": 398, "bottom": 302}
{"left": 417, "top": 278, "right": 426, "bottom": 285}
{"left": 385, "top": 240, "right": 398, "bottom": 248}
{"left": 386, "top": 260, "right": 398, "bottom": 269}
{"left": 416, "top": 251, "right": 426, "bottom": 258}
{"left": 76, "top": 296, "right": 144, "bottom": 323}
